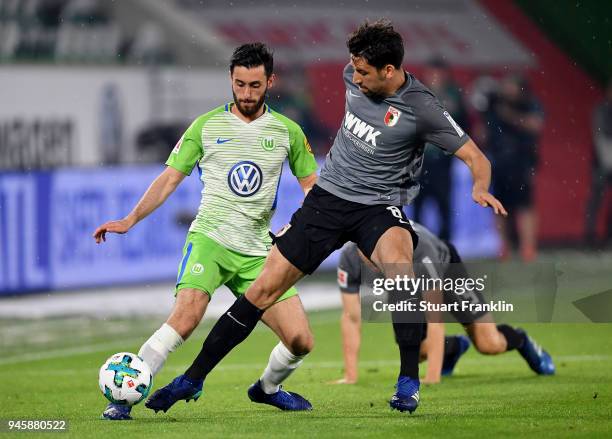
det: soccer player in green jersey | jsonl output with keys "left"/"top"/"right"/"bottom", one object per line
{"left": 93, "top": 43, "right": 318, "bottom": 420}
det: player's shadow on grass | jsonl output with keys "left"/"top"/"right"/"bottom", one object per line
{"left": 143, "top": 414, "right": 439, "bottom": 422}
{"left": 137, "top": 410, "right": 439, "bottom": 422}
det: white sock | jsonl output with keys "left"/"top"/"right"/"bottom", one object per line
{"left": 138, "top": 323, "right": 183, "bottom": 376}
{"left": 260, "top": 342, "right": 305, "bottom": 394}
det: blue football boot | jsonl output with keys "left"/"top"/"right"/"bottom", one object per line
{"left": 248, "top": 380, "right": 312, "bottom": 411}
{"left": 517, "top": 330, "right": 555, "bottom": 375}
{"left": 389, "top": 376, "right": 420, "bottom": 414}
{"left": 441, "top": 335, "right": 471, "bottom": 376}
{"left": 145, "top": 374, "right": 203, "bottom": 413}
{"left": 101, "top": 403, "right": 132, "bottom": 420}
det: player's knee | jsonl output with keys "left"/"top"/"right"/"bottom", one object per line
{"left": 287, "top": 332, "right": 314, "bottom": 356}
{"left": 247, "top": 280, "right": 286, "bottom": 309}
{"left": 377, "top": 241, "right": 413, "bottom": 266}
{"left": 169, "top": 313, "right": 200, "bottom": 339}
{"left": 379, "top": 254, "right": 414, "bottom": 277}
{"left": 382, "top": 252, "right": 412, "bottom": 266}
{"left": 473, "top": 333, "right": 505, "bottom": 355}
{"left": 169, "top": 290, "right": 207, "bottom": 338}
{"left": 343, "top": 309, "right": 360, "bottom": 325}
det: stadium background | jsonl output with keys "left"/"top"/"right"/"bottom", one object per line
{"left": 0, "top": 1, "right": 611, "bottom": 436}
{"left": 1, "top": 0, "right": 610, "bottom": 295}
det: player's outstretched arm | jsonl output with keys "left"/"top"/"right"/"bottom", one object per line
{"left": 422, "top": 322, "right": 445, "bottom": 384}
{"left": 93, "top": 166, "right": 187, "bottom": 243}
{"left": 454, "top": 139, "right": 508, "bottom": 216}
{"left": 421, "top": 288, "right": 445, "bottom": 384}
{"left": 329, "top": 291, "right": 361, "bottom": 384}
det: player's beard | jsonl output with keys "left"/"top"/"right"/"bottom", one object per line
{"left": 232, "top": 89, "right": 267, "bottom": 117}
{"left": 362, "top": 83, "right": 388, "bottom": 100}
{"left": 361, "top": 87, "right": 380, "bottom": 99}
{"left": 360, "top": 72, "right": 388, "bottom": 100}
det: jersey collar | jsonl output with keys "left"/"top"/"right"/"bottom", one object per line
{"left": 225, "top": 102, "right": 271, "bottom": 114}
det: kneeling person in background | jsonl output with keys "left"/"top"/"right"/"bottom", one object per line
{"left": 333, "top": 221, "right": 555, "bottom": 385}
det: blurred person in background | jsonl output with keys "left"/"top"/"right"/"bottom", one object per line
{"left": 585, "top": 79, "right": 612, "bottom": 246}
{"left": 128, "top": 22, "right": 174, "bottom": 65}
{"left": 267, "top": 65, "right": 328, "bottom": 155}
{"left": 413, "top": 57, "right": 470, "bottom": 241}
{"left": 99, "top": 83, "right": 123, "bottom": 165}
{"left": 485, "top": 75, "right": 544, "bottom": 262}
{"left": 332, "top": 221, "right": 555, "bottom": 385}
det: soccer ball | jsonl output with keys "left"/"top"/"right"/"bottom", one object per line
{"left": 99, "top": 352, "right": 152, "bottom": 406}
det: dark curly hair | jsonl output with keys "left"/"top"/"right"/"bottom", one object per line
{"left": 347, "top": 19, "right": 404, "bottom": 69}
{"left": 230, "top": 42, "right": 274, "bottom": 77}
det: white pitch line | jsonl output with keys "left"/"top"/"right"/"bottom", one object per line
{"left": 0, "top": 312, "right": 344, "bottom": 366}
{"left": 1, "top": 354, "right": 611, "bottom": 376}
{"left": 0, "top": 337, "right": 610, "bottom": 369}
{"left": 0, "top": 338, "right": 147, "bottom": 366}
{"left": 0, "top": 283, "right": 341, "bottom": 319}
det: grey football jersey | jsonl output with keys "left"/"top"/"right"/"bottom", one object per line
{"left": 318, "top": 64, "right": 470, "bottom": 205}
{"left": 337, "top": 221, "right": 451, "bottom": 292}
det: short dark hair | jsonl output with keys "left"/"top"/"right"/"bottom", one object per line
{"left": 347, "top": 19, "right": 404, "bottom": 69}
{"left": 230, "top": 43, "right": 274, "bottom": 77}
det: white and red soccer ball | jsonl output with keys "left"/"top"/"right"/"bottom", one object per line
{"left": 98, "top": 352, "right": 152, "bottom": 406}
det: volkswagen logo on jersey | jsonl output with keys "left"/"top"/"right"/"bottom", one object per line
{"left": 228, "top": 161, "right": 263, "bottom": 197}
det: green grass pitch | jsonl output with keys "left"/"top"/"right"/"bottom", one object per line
{"left": 1, "top": 311, "right": 611, "bottom": 438}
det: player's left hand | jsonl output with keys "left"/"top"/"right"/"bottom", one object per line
{"left": 472, "top": 189, "right": 508, "bottom": 216}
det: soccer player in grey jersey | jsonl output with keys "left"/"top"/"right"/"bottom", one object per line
{"left": 334, "top": 221, "right": 555, "bottom": 385}
{"left": 152, "top": 20, "right": 507, "bottom": 415}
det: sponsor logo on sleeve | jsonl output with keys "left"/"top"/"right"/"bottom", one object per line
{"left": 337, "top": 268, "right": 348, "bottom": 288}
{"left": 173, "top": 135, "right": 184, "bottom": 154}
{"left": 305, "top": 139, "right": 313, "bottom": 154}
{"left": 443, "top": 111, "right": 465, "bottom": 137}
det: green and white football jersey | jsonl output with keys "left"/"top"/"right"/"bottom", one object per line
{"left": 166, "top": 103, "right": 318, "bottom": 256}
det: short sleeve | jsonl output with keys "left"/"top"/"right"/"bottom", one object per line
{"left": 165, "top": 117, "right": 205, "bottom": 175}
{"left": 413, "top": 244, "right": 442, "bottom": 280}
{"left": 287, "top": 124, "right": 318, "bottom": 178}
{"left": 343, "top": 63, "right": 354, "bottom": 88}
{"left": 411, "top": 224, "right": 446, "bottom": 281}
{"left": 338, "top": 244, "right": 362, "bottom": 292}
{"left": 415, "top": 92, "right": 470, "bottom": 154}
